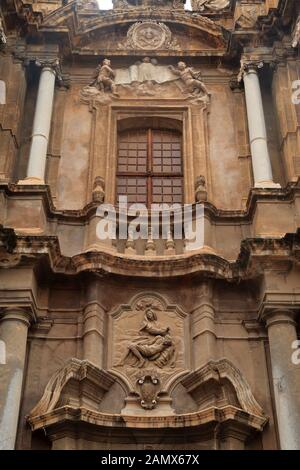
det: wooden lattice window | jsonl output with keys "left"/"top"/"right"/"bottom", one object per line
{"left": 116, "top": 129, "right": 183, "bottom": 207}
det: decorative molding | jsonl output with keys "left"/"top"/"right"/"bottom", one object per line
{"left": 28, "top": 358, "right": 115, "bottom": 419}
{"left": 182, "top": 358, "right": 266, "bottom": 418}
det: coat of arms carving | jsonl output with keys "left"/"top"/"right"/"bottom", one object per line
{"left": 121, "top": 21, "right": 179, "bottom": 51}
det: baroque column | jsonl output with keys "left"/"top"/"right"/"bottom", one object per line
{"left": 0, "top": 308, "right": 34, "bottom": 450}
{"left": 19, "top": 60, "right": 58, "bottom": 184}
{"left": 240, "top": 60, "right": 280, "bottom": 188}
{"left": 263, "top": 309, "right": 300, "bottom": 450}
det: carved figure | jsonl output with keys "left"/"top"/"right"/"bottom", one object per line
{"left": 169, "top": 62, "right": 209, "bottom": 97}
{"left": 120, "top": 307, "right": 175, "bottom": 368}
{"left": 192, "top": 0, "right": 230, "bottom": 11}
{"left": 90, "top": 59, "right": 119, "bottom": 96}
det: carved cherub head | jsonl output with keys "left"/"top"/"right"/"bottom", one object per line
{"left": 178, "top": 61, "right": 187, "bottom": 71}
{"left": 103, "top": 58, "right": 111, "bottom": 66}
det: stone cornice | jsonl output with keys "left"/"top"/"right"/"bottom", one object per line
{"left": 1, "top": 225, "right": 300, "bottom": 280}
{"left": 1, "top": 178, "right": 299, "bottom": 224}
{"left": 27, "top": 404, "right": 267, "bottom": 435}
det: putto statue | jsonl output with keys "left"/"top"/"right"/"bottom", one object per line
{"left": 169, "top": 62, "right": 209, "bottom": 98}
{"left": 90, "top": 58, "right": 119, "bottom": 96}
{"left": 192, "top": 0, "right": 230, "bottom": 11}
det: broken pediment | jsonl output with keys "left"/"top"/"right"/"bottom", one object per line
{"left": 39, "top": 2, "right": 229, "bottom": 56}
{"left": 27, "top": 357, "right": 267, "bottom": 449}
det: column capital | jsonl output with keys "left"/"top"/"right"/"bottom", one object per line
{"left": 35, "top": 58, "right": 62, "bottom": 80}
{"left": 261, "top": 308, "right": 298, "bottom": 329}
{"left": 0, "top": 307, "right": 35, "bottom": 327}
{"left": 238, "top": 59, "right": 264, "bottom": 82}
{"left": 34, "top": 58, "right": 67, "bottom": 87}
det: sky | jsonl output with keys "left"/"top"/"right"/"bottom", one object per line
{"left": 97, "top": 1, "right": 192, "bottom": 10}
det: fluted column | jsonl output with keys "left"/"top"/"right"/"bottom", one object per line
{"left": 240, "top": 60, "right": 280, "bottom": 189}
{"left": 20, "top": 61, "right": 58, "bottom": 184}
{"left": 0, "top": 308, "right": 34, "bottom": 450}
{"left": 264, "top": 310, "right": 300, "bottom": 449}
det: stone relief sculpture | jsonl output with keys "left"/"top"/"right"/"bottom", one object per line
{"left": 89, "top": 58, "right": 119, "bottom": 96}
{"left": 110, "top": 294, "right": 187, "bottom": 395}
{"left": 121, "top": 21, "right": 179, "bottom": 51}
{"left": 169, "top": 62, "right": 210, "bottom": 100}
{"left": 235, "top": 6, "right": 259, "bottom": 30}
{"left": 82, "top": 58, "right": 210, "bottom": 105}
{"left": 119, "top": 305, "right": 175, "bottom": 369}
{"left": 192, "top": 0, "right": 230, "bottom": 11}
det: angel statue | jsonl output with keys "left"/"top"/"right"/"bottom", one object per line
{"left": 90, "top": 58, "right": 119, "bottom": 96}
{"left": 119, "top": 306, "right": 175, "bottom": 369}
{"left": 169, "top": 61, "right": 209, "bottom": 97}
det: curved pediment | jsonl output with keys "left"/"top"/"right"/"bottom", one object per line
{"left": 41, "top": 2, "right": 229, "bottom": 55}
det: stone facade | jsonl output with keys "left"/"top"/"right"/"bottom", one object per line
{"left": 0, "top": 0, "right": 300, "bottom": 450}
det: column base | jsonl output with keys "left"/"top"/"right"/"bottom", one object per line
{"left": 254, "top": 180, "right": 281, "bottom": 189}
{"left": 17, "top": 177, "right": 45, "bottom": 185}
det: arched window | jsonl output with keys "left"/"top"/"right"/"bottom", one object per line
{"left": 116, "top": 128, "right": 183, "bottom": 207}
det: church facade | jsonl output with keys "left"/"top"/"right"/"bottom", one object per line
{"left": 0, "top": 0, "right": 300, "bottom": 450}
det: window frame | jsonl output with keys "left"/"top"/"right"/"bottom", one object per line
{"left": 116, "top": 127, "right": 184, "bottom": 208}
